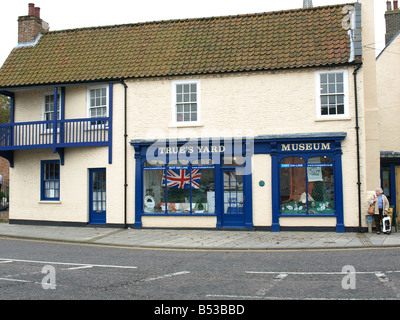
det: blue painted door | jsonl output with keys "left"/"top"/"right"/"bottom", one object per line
{"left": 89, "top": 168, "right": 106, "bottom": 224}
{"left": 222, "top": 169, "right": 245, "bottom": 228}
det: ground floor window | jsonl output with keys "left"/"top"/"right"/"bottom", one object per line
{"left": 41, "top": 160, "right": 60, "bottom": 201}
{"left": 143, "top": 160, "right": 215, "bottom": 214}
{"left": 280, "top": 156, "right": 334, "bottom": 215}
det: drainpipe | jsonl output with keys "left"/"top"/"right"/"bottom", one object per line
{"left": 353, "top": 64, "right": 362, "bottom": 231}
{"left": 120, "top": 79, "right": 128, "bottom": 228}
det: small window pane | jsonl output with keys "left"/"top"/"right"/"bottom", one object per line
{"left": 175, "top": 82, "right": 199, "bottom": 123}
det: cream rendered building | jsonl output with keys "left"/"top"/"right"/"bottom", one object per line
{"left": 377, "top": 1, "right": 400, "bottom": 226}
{"left": 0, "top": 1, "right": 385, "bottom": 232}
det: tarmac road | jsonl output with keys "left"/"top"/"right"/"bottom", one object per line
{"left": 1, "top": 236, "right": 400, "bottom": 301}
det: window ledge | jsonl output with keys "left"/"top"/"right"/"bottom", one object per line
{"left": 280, "top": 214, "right": 336, "bottom": 217}
{"left": 141, "top": 212, "right": 216, "bottom": 216}
{"left": 39, "top": 201, "right": 61, "bottom": 204}
{"left": 168, "top": 122, "right": 204, "bottom": 128}
{"left": 315, "top": 117, "right": 351, "bottom": 122}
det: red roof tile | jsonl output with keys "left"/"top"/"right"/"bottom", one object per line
{"left": 0, "top": 4, "right": 353, "bottom": 88}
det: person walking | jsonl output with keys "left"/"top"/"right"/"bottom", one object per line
{"left": 369, "top": 188, "right": 390, "bottom": 234}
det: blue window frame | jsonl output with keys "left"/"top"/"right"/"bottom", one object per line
{"left": 41, "top": 160, "right": 60, "bottom": 201}
{"left": 132, "top": 140, "right": 254, "bottom": 229}
{"left": 143, "top": 160, "right": 216, "bottom": 215}
{"left": 279, "top": 155, "right": 335, "bottom": 216}
{"left": 268, "top": 137, "right": 345, "bottom": 233}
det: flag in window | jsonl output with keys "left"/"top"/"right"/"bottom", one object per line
{"left": 162, "top": 168, "right": 201, "bottom": 189}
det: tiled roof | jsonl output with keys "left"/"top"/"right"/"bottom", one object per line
{"left": 0, "top": 4, "right": 353, "bottom": 88}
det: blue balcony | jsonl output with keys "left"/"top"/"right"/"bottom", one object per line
{"left": 0, "top": 117, "right": 112, "bottom": 166}
{"left": 0, "top": 84, "right": 114, "bottom": 167}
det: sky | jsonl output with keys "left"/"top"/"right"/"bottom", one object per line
{"left": 0, "top": 0, "right": 388, "bottom": 67}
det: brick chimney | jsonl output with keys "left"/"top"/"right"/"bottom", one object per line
{"left": 18, "top": 3, "right": 49, "bottom": 44}
{"left": 385, "top": 0, "right": 400, "bottom": 45}
{"left": 303, "top": 0, "right": 313, "bottom": 8}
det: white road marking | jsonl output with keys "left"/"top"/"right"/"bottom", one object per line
{"left": 0, "top": 258, "right": 137, "bottom": 269}
{"left": 207, "top": 269, "right": 400, "bottom": 300}
{"left": 0, "top": 277, "right": 31, "bottom": 283}
{"left": 64, "top": 265, "right": 93, "bottom": 270}
{"left": 274, "top": 273, "right": 288, "bottom": 280}
{"left": 245, "top": 270, "right": 392, "bottom": 275}
{"left": 143, "top": 271, "right": 190, "bottom": 282}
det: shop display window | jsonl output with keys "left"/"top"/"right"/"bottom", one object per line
{"left": 143, "top": 160, "right": 215, "bottom": 214}
{"left": 280, "top": 156, "right": 334, "bottom": 215}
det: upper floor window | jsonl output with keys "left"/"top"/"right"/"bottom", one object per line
{"left": 316, "top": 70, "right": 349, "bottom": 119}
{"left": 87, "top": 85, "right": 109, "bottom": 126}
{"left": 43, "top": 92, "right": 60, "bottom": 131}
{"left": 172, "top": 80, "right": 200, "bottom": 125}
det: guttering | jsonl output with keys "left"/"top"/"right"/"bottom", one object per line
{"left": 120, "top": 79, "right": 128, "bottom": 228}
{"left": 353, "top": 63, "right": 362, "bottom": 231}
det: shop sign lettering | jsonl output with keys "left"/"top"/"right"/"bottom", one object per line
{"left": 158, "top": 145, "right": 226, "bottom": 155}
{"left": 280, "top": 143, "right": 331, "bottom": 152}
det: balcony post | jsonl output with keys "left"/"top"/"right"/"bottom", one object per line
{"left": 53, "top": 87, "right": 58, "bottom": 149}
{"left": 60, "top": 87, "right": 65, "bottom": 144}
{"left": 108, "top": 83, "right": 113, "bottom": 164}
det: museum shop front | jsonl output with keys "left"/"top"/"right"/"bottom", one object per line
{"left": 131, "top": 132, "right": 346, "bottom": 232}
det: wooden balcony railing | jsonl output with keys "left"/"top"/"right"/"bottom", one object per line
{"left": 0, "top": 117, "right": 110, "bottom": 150}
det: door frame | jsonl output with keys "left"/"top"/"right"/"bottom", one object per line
{"left": 219, "top": 167, "right": 252, "bottom": 229}
{"left": 89, "top": 168, "right": 107, "bottom": 225}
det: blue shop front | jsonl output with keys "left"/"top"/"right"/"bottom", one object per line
{"left": 131, "top": 132, "right": 346, "bottom": 232}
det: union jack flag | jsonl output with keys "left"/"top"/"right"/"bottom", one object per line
{"left": 162, "top": 168, "right": 202, "bottom": 189}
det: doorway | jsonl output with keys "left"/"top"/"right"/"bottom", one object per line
{"left": 89, "top": 168, "right": 106, "bottom": 224}
{"left": 221, "top": 169, "right": 245, "bottom": 228}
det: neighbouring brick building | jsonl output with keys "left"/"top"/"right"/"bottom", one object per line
{"left": 0, "top": 1, "right": 391, "bottom": 232}
{"left": 385, "top": 0, "right": 400, "bottom": 44}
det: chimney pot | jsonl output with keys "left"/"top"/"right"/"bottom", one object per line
{"left": 34, "top": 7, "right": 40, "bottom": 18}
{"left": 28, "top": 3, "right": 35, "bottom": 16}
{"left": 394, "top": 0, "right": 398, "bottom": 10}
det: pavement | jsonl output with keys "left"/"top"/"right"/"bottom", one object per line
{"left": 1, "top": 222, "right": 400, "bottom": 250}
